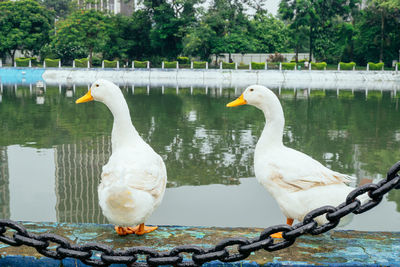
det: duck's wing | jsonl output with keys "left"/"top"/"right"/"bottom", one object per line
{"left": 267, "top": 147, "right": 354, "bottom": 192}
{"left": 102, "top": 153, "right": 167, "bottom": 198}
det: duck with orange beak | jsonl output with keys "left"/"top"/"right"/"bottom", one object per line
{"left": 76, "top": 79, "right": 167, "bottom": 236}
{"left": 227, "top": 85, "right": 358, "bottom": 238}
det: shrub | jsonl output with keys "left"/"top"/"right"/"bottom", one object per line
{"left": 92, "top": 57, "right": 102, "bottom": 67}
{"left": 222, "top": 62, "right": 235, "bottom": 69}
{"left": 251, "top": 62, "right": 265, "bottom": 70}
{"left": 237, "top": 63, "right": 249, "bottom": 69}
{"left": 268, "top": 52, "right": 285, "bottom": 62}
{"left": 134, "top": 60, "right": 148, "bottom": 68}
{"left": 164, "top": 61, "right": 177, "bottom": 68}
{"left": 15, "top": 57, "right": 31, "bottom": 67}
{"left": 177, "top": 56, "right": 190, "bottom": 64}
{"left": 103, "top": 59, "right": 118, "bottom": 68}
{"left": 368, "top": 62, "right": 384, "bottom": 70}
{"left": 75, "top": 58, "right": 89, "bottom": 68}
{"left": 44, "top": 58, "right": 60, "bottom": 67}
{"left": 193, "top": 61, "right": 207, "bottom": 69}
{"left": 311, "top": 62, "right": 327, "bottom": 70}
{"left": 339, "top": 62, "right": 356, "bottom": 70}
{"left": 281, "top": 62, "right": 296, "bottom": 70}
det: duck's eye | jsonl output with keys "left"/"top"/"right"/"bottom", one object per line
{"left": 96, "top": 84, "right": 99, "bottom": 87}
{"left": 249, "top": 88, "right": 254, "bottom": 92}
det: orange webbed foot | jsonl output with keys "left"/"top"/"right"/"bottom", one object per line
{"left": 130, "top": 223, "right": 158, "bottom": 235}
{"left": 115, "top": 226, "right": 135, "bottom": 236}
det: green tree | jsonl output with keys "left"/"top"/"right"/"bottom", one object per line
{"left": 39, "top": 0, "right": 76, "bottom": 18}
{"left": 0, "top": 0, "right": 53, "bottom": 64}
{"left": 251, "top": 12, "right": 290, "bottom": 53}
{"left": 49, "top": 10, "right": 110, "bottom": 65}
{"left": 102, "top": 11, "right": 152, "bottom": 62}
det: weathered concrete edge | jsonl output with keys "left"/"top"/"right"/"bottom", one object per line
{"left": 0, "top": 222, "right": 399, "bottom": 266}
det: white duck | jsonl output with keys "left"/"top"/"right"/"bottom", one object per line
{"left": 76, "top": 79, "right": 167, "bottom": 236}
{"left": 227, "top": 85, "right": 357, "bottom": 238}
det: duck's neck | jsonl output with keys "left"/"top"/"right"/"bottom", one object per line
{"left": 255, "top": 100, "right": 285, "bottom": 153}
{"left": 104, "top": 93, "right": 140, "bottom": 152}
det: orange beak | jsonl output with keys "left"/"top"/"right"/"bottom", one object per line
{"left": 226, "top": 94, "right": 247, "bottom": 107}
{"left": 76, "top": 89, "right": 94, "bottom": 104}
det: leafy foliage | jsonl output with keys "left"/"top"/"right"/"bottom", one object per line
{"left": 222, "top": 62, "right": 235, "bottom": 69}
{"left": 193, "top": 61, "right": 207, "bottom": 68}
{"left": 311, "top": 62, "right": 327, "bottom": 70}
{"left": 103, "top": 60, "right": 118, "bottom": 68}
{"left": 251, "top": 62, "right": 265, "bottom": 69}
{"left": 0, "top": 0, "right": 53, "bottom": 64}
{"left": 15, "top": 57, "right": 31, "bottom": 67}
{"left": 44, "top": 58, "right": 60, "bottom": 67}
{"left": 74, "top": 58, "right": 89, "bottom": 68}
{"left": 368, "top": 62, "right": 384, "bottom": 70}
{"left": 133, "top": 60, "right": 148, "bottom": 68}
{"left": 281, "top": 62, "right": 296, "bottom": 70}
{"left": 339, "top": 62, "right": 356, "bottom": 70}
{"left": 164, "top": 61, "right": 178, "bottom": 68}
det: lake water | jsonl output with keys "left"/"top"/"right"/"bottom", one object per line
{"left": 1, "top": 83, "right": 400, "bottom": 231}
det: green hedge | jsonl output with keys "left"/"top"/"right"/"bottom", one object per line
{"left": 45, "top": 58, "right": 60, "bottom": 67}
{"left": 164, "top": 61, "right": 177, "bottom": 68}
{"left": 92, "top": 57, "right": 102, "bottom": 67}
{"left": 237, "top": 63, "right": 249, "bottom": 69}
{"left": 251, "top": 62, "right": 265, "bottom": 70}
{"left": 134, "top": 60, "right": 147, "bottom": 68}
{"left": 222, "top": 62, "right": 235, "bottom": 69}
{"left": 193, "top": 61, "right": 207, "bottom": 69}
{"left": 397, "top": 62, "right": 400, "bottom": 69}
{"left": 177, "top": 56, "right": 190, "bottom": 64}
{"left": 368, "top": 62, "right": 384, "bottom": 70}
{"left": 103, "top": 60, "right": 118, "bottom": 68}
{"left": 75, "top": 58, "right": 89, "bottom": 68}
{"left": 311, "top": 62, "right": 327, "bottom": 70}
{"left": 281, "top": 62, "right": 296, "bottom": 70}
{"left": 15, "top": 57, "right": 31, "bottom": 67}
{"left": 339, "top": 62, "right": 356, "bottom": 70}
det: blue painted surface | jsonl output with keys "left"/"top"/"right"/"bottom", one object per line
{"left": 0, "top": 68, "right": 44, "bottom": 84}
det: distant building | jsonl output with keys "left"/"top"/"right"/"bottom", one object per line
{"left": 54, "top": 137, "right": 111, "bottom": 223}
{"left": 0, "top": 147, "right": 10, "bottom": 219}
{"left": 77, "top": 0, "right": 136, "bottom": 16}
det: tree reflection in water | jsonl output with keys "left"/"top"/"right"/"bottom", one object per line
{"left": 0, "top": 84, "right": 400, "bottom": 223}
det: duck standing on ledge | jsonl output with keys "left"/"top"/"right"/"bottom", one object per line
{"left": 227, "top": 85, "right": 356, "bottom": 238}
{"left": 76, "top": 79, "right": 167, "bottom": 236}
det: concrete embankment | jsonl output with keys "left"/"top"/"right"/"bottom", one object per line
{"left": 1, "top": 67, "right": 400, "bottom": 90}
{"left": 0, "top": 222, "right": 398, "bottom": 266}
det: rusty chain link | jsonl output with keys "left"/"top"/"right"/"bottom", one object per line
{"left": 1, "top": 161, "right": 400, "bottom": 266}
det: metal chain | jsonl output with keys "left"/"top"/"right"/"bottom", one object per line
{"left": 1, "top": 161, "right": 400, "bottom": 266}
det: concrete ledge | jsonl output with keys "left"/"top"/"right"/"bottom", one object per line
{"left": 0, "top": 222, "right": 399, "bottom": 266}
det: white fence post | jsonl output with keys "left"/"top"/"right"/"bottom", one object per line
{"left": 87, "top": 60, "right": 90, "bottom": 68}
{"left": 309, "top": 63, "right": 312, "bottom": 70}
{"left": 235, "top": 62, "right": 238, "bottom": 70}
{"left": 58, "top": 60, "right": 61, "bottom": 68}
{"left": 190, "top": 61, "right": 193, "bottom": 69}
{"left": 279, "top": 62, "right": 282, "bottom": 71}
{"left": 265, "top": 61, "right": 268, "bottom": 70}
{"left": 117, "top": 61, "right": 120, "bottom": 69}
{"left": 14, "top": 61, "right": 16, "bottom": 67}
{"left": 220, "top": 61, "right": 222, "bottom": 70}
{"left": 29, "top": 60, "right": 32, "bottom": 68}
{"left": 73, "top": 60, "right": 75, "bottom": 68}
{"left": 0, "top": 59, "right": 2, "bottom": 67}
{"left": 132, "top": 61, "right": 134, "bottom": 69}
{"left": 147, "top": 61, "right": 150, "bottom": 69}
{"left": 176, "top": 61, "right": 179, "bottom": 69}
{"left": 249, "top": 63, "right": 252, "bottom": 70}
{"left": 162, "top": 61, "right": 164, "bottom": 69}
{"left": 396, "top": 63, "right": 398, "bottom": 72}
{"left": 338, "top": 63, "right": 340, "bottom": 71}
{"left": 102, "top": 60, "right": 104, "bottom": 68}
{"left": 352, "top": 64, "right": 355, "bottom": 71}
{"left": 367, "top": 63, "right": 369, "bottom": 71}
{"left": 43, "top": 60, "right": 46, "bottom": 68}
{"left": 206, "top": 62, "right": 208, "bottom": 69}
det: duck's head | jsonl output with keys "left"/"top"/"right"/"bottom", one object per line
{"left": 226, "top": 85, "right": 278, "bottom": 111}
{"left": 76, "top": 79, "right": 121, "bottom": 104}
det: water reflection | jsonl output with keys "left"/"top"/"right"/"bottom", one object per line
{"left": 0, "top": 83, "right": 400, "bottom": 229}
